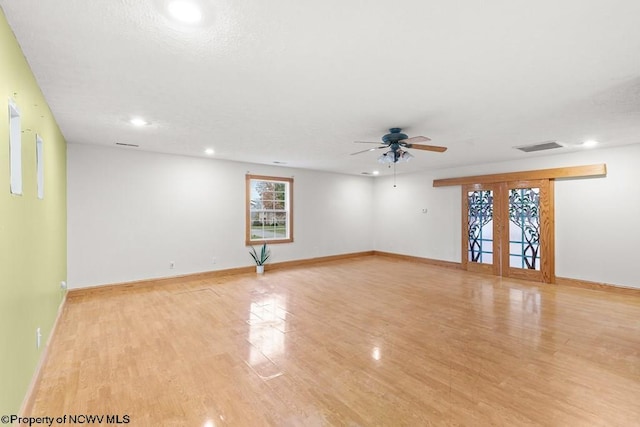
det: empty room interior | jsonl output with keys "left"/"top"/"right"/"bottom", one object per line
{"left": 1, "top": 1, "right": 640, "bottom": 425}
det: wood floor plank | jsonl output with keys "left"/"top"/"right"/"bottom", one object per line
{"left": 26, "top": 256, "right": 640, "bottom": 426}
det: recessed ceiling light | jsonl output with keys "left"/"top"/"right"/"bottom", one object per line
{"left": 583, "top": 139, "right": 599, "bottom": 148}
{"left": 372, "top": 170, "right": 380, "bottom": 175}
{"left": 204, "top": 148, "right": 214, "bottom": 155}
{"left": 167, "top": 1, "right": 202, "bottom": 23}
{"left": 130, "top": 117, "right": 148, "bottom": 127}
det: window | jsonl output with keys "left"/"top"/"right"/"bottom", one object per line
{"left": 246, "top": 175, "right": 293, "bottom": 245}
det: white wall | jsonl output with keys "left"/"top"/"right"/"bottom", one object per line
{"left": 69, "top": 143, "right": 640, "bottom": 289}
{"left": 68, "top": 144, "right": 374, "bottom": 288}
{"left": 373, "top": 144, "right": 640, "bottom": 289}
{"left": 371, "top": 172, "right": 461, "bottom": 262}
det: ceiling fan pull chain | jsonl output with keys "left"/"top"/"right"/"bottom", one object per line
{"left": 393, "top": 162, "right": 397, "bottom": 187}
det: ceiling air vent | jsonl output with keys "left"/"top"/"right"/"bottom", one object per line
{"left": 514, "top": 141, "right": 564, "bottom": 153}
{"left": 115, "top": 142, "right": 139, "bottom": 147}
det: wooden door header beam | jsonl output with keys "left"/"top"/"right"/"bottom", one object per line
{"left": 433, "top": 163, "right": 606, "bottom": 187}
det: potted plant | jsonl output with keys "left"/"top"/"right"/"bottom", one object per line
{"left": 249, "top": 243, "right": 270, "bottom": 274}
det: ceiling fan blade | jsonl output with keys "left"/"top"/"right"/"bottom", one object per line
{"left": 354, "top": 141, "right": 384, "bottom": 144}
{"left": 402, "top": 136, "right": 431, "bottom": 143}
{"left": 350, "top": 146, "right": 387, "bottom": 155}
{"left": 407, "top": 143, "right": 448, "bottom": 152}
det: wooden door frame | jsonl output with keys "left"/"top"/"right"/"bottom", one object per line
{"left": 500, "top": 179, "right": 555, "bottom": 284}
{"left": 462, "top": 180, "right": 555, "bottom": 284}
{"left": 462, "top": 183, "right": 502, "bottom": 276}
{"left": 438, "top": 163, "right": 604, "bottom": 284}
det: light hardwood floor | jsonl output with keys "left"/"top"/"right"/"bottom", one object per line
{"left": 27, "top": 256, "right": 640, "bottom": 426}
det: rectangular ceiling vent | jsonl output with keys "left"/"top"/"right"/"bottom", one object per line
{"left": 515, "top": 141, "right": 564, "bottom": 153}
{"left": 115, "top": 142, "right": 139, "bottom": 148}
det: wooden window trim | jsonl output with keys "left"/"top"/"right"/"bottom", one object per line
{"left": 245, "top": 174, "right": 294, "bottom": 246}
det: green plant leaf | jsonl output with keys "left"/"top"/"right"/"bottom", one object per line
{"left": 249, "top": 243, "right": 270, "bottom": 265}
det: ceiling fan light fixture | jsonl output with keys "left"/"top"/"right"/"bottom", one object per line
{"left": 378, "top": 149, "right": 413, "bottom": 164}
{"left": 377, "top": 151, "right": 395, "bottom": 164}
{"left": 399, "top": 150, "right": 413, "bottom": 162}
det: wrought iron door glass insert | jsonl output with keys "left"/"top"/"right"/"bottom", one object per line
{"left": 467, "top": 190, "right": 494, "bottom": 264}
{"left": 508, "top": 188, "right": 541, "bottom": 270}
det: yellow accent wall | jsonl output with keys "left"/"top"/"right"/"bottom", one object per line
{"left": 0, "top": 9, "right": 67, "bottom": 414}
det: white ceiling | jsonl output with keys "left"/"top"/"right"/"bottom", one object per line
{"left": 2, "top": 0, "right": 640, "bottom": 176}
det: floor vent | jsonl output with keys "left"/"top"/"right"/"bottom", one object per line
{"left": 515, "top": 141, "right": 564, "bottom": 153}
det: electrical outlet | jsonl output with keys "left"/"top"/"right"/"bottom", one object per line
{"left": 36, "top": 327, "right": 42, "bottom": 349}
{"left": 169, "top": 261, "right": 175, "bottom": 269}
{"left": 212, "top": 257, "right": 217, "bottom": 264}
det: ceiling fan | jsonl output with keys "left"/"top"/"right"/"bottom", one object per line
{"left": 351, "top": 128, "right": 447, "bottom": 163}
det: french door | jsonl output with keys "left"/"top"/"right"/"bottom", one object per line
{"left": 462, "top": 180, "right": 555, "bottom": 283}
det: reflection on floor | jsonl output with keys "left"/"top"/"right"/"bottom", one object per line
{"left": 27, "top": 256, "right": 640, "bottom": 426}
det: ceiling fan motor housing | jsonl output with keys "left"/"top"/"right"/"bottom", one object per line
{"left": 382, "top": 128, "right": 408, "bottom": 144}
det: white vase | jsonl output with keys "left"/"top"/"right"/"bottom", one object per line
{"left": 256, "top": 265, "right": 265, "bottom": 274}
